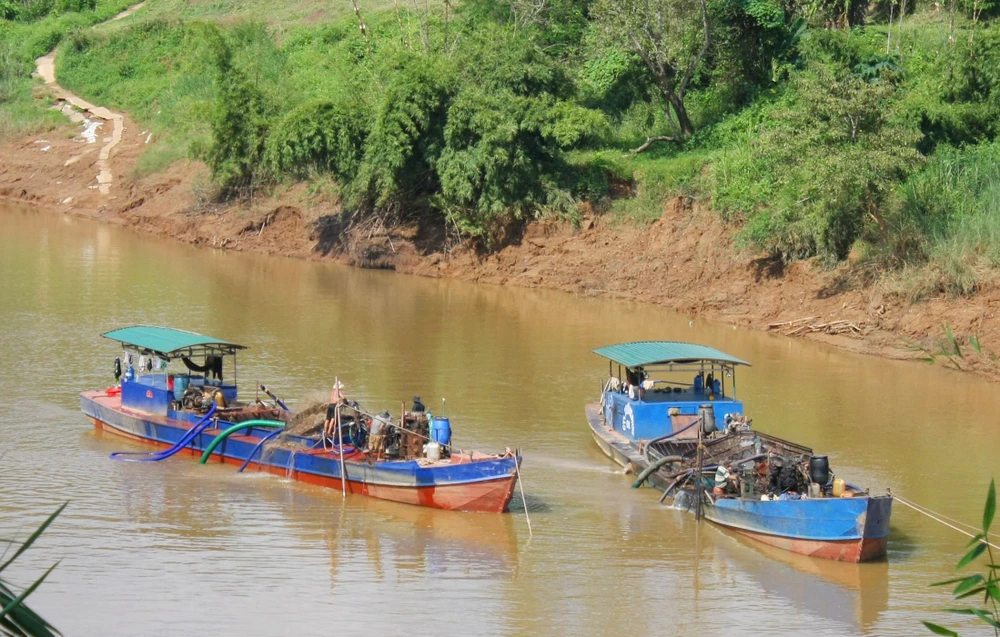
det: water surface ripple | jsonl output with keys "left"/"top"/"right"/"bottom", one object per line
{"left": 1, "top": 204, "right": 996, "bottom": 636}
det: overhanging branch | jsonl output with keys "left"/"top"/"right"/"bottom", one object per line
{"left": 629, "top": 135, "right": 681, "bottom": 155}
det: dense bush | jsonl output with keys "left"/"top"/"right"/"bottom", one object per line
{"left": 350, "top": 54, "right": 456, "bottom": 210}
{"left": 265, "top": 99, "right": 368, "bottom": 180}
{"left": 724, "top": 61, "right": 922, "bottom": 262}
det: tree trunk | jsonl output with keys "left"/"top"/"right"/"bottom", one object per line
{"left": 667, "top": 93, "right": 695, "bottom": 137}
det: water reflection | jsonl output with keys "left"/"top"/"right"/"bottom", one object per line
{"left": 710, "top": 528, "right": 890, "bottom": 632}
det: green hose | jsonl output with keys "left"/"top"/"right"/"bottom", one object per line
{"left": 198, "top": 419, "right": 285, "bottom": 464}
{"left": 631, "top": 455, "right": 683, "bottom": 488}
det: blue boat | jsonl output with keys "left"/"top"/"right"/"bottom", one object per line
{"left": 81, "top": 326, "right": 521, "bottom": 513}
{"left": 586, "top": 341, "right": 892, "bottom": 562}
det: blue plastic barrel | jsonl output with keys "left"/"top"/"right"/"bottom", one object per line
{"left": 431, "top": 417, "right": 451, "bottom": 445}
{"left": 173, "top": 376, "right": 190, "bottom": 401}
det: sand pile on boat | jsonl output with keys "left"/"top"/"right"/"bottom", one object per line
{"left": 282, "top": 393, "right": 328, "bottom": 436}
{"left": 260, "top": 393, "right": 327, "bottom": 456}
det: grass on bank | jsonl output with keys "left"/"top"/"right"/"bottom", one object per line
{"left": 0, "top": 0, "right": 136, "bottom": 141}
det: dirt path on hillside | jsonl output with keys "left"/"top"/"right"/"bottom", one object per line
{"left": 33, "top": 2, "right": 145, "bottom": 195}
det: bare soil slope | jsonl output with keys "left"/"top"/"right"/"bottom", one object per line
{"left": 2, "top": 65, "right": 997, "bottom": 378}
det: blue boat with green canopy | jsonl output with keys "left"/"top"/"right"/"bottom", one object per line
{"left": 586, "top": 341, "right": 893, "bottom": 563}
{"left": 80, "top": 325, "right": 521, "bottom": 513}
{"left": 594, "top": 340, "right": 749, "bottom": 442}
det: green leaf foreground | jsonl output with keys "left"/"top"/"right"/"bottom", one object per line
{"left": 0, "top": 503, "right": 66, "bottom": 575}
{"left": 923, "top": 621, "right": 959, "bottom": 636}
{"left": 985, "top": 480, "right": 996, "bottom": 536}
{"left": 0, "top": 503, "right": 67, "bottom": 637}
{"left": 925, "top": 479, "right": 999, "bottom": 636}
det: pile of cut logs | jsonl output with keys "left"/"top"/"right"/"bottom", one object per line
{"left": 766, "top": 316, "right": 866, "bottom": 336}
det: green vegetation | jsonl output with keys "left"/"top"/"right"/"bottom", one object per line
{"left": 6, "top": 0, "right": 1000, "bottom": 293}
{"left": 923, "top": 478, "right": 998, "bottom": 636}
{"left": 0, "top": 0, "right": 134, "bottom": 141}
{"left": 1, "top": 502, "right": 66, "bottom": 637}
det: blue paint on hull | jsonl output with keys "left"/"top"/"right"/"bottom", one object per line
{"left": 705, "top": 495, "right": 892, "bottom": 542}
{"left": 81, "top": 393, "right": 517, "bottom": 492}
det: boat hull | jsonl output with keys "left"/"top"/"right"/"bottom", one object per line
{"left": 701, "top": 496, "right": 892, "bottom": 563}
{"left": 586, "top": 403, "right": 892, "bottom": 562}
{"left": 83, "top": 391, "right": 518, "bottom": 513}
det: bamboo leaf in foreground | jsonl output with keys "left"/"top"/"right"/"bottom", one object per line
{"left": 984, "top": 479, "right": 996, "bottom": 534}
{"left": 0, "top": 503, "right": 67, "bottom": 575}
{"left": 0, "top": 561, "right": 62, "bottom": 637}
{"left": 922, "top": 621, "right": 958, "bottom": 636}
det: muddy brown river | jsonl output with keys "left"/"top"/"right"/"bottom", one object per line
{"left": 1, "top": 203, "right": 997, "bottom": 636}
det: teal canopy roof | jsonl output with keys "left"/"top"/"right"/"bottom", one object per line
{"left": 593, "top": 341, "right": 750, "bottom": 368}
{"left": 102, "top": 326, "right": 246, "bottom": 358}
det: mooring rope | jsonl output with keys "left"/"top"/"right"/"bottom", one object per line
{"left": 895, "top": 495, "right": 981, "bottom": 533}
{"left": 514, "top": 453, "right": 532, "bottom": 538}
{"left": 894, "top": 494, "right": 1000, "bottom": 550}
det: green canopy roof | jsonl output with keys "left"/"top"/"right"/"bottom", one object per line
{"left": 593, "top": 341, "right": 750, "bottom": 368}
{"left": 102, "top": 326, "right": 245, "bottom": 358}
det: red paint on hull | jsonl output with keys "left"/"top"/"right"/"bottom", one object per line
{"left": 720, "top": 524, "right": 887, "bottom": 563}
{"left": 90, "top": 416, "right": 517, "bottom": 513}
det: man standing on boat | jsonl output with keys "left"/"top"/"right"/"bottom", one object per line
{"left": 369, "top": 411, "right": 392, "bottom": 461}
{"left": 323, "top": 380, "right": 345, "bottom": 440}
{"left": 412, "top": 395, "right": 425, "bottom": 413}
{"left": 714, "top": 461, "right": 737, "bottom": 496}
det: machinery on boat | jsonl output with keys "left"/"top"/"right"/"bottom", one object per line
{"left": 585, "top": 341, "right": 893, "bottom": 562}
{"left": 80, "top": 326, "right": 521, "bottom": 513}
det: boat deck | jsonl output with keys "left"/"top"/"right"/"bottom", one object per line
{"left": 83, "top": 389, "right": 506, "bottom": 468}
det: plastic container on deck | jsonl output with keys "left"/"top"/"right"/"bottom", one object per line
{"left": 832, "top": 478, "right": 846, "bottom": 497}
{"left": 424, "top": 442, "right": 441, "bottom": 461}
{"left": 173, "top": 376, "right": 190, "bottom": 401}
{"left": 431, "top": 417, "right": 451, "bottom": 445}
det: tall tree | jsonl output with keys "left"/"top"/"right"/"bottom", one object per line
{"left": 592, "top": 0, "right": 710, "bottom": 149}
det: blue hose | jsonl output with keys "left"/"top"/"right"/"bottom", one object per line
{"left": 111, "top": 404, "right": 218, "bottom": 462}
{"left": 259, "top": 384, "right": 289, "bottom": 412}
{"left": 237, "top": 427, "right": 286, "bottom": 473}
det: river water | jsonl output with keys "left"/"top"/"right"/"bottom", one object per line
{"left": 0, "top": 203, "right": 996, "bottom": 636}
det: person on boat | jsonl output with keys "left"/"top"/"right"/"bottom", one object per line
{"left": 625, "top": 369, "right": 645, "bottom": 400}
{"left": 412, "top": 396, "right": 426, "bottom": 413}
{"left": 714, "top": 461, "right": 737, "bottom": 496}
{"left": 323, "top": 382, "right": 346, "bottom": 439}
{"left": 368, "top": 411, "right": 392, "bottom": 461}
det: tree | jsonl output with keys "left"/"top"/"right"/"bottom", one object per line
{"left": 734, "top": 63, "right": 923, "bottom": 262}
{"left": 591, "top": 0, "right": 711, "bottom": 149}
{"left": 204, "top": 65, "right": 274, "bottom": 198}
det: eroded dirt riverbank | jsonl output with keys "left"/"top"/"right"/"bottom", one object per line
{"left": 2, "top": 45, "right": 998, "bottom": 377}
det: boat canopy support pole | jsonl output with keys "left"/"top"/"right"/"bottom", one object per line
{"left": 337, "top": 400, "right": 347, "bottom": 498}
{"left": 695, "top": 423, "right": 704, "bottom": 521}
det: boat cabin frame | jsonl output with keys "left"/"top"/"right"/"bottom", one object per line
{"left": 594, "top": 341, "right": 750, "bottom": 443}
{"left": 103, "top": 325, "right": 246, "bottom": 415}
